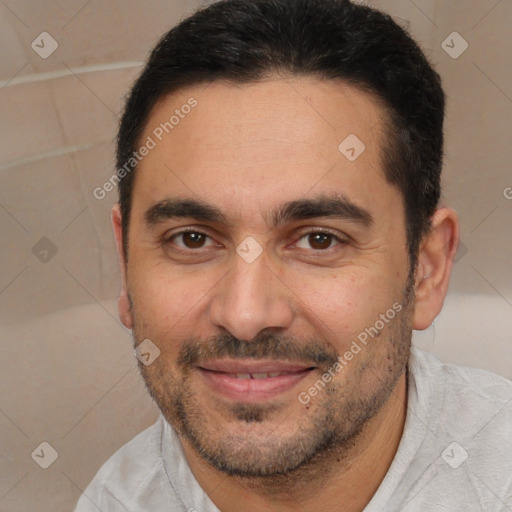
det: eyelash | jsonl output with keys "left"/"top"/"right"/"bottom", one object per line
{"left": 164, "top": 228, "right": 346, "bottom": 252}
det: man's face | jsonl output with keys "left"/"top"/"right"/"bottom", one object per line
{"left": 118, "top": 77, "right": 415, "bottom": 477}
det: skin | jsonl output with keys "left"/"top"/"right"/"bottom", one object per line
{"left": 112, "top": 76, "right": 459, "bottom": 511}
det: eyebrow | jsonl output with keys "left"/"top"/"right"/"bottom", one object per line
{"left": 145, "top": 198, "right": 227, "bottom": 226}
{"left": 271, "top": 195, "right": 373, "bottom": 228}
{"left": 144, "top": 195, "right": 373, "bottom": 229}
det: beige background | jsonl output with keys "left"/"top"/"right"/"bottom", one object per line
{"left": 1, "top": 0, "right": 511, "bottom": 510}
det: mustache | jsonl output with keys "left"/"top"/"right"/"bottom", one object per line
{"left": 177, "top": 331, "right": 340, "bottom": 371}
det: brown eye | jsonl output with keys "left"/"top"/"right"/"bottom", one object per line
{"left": 172, "top": 231, "right": 214, "bottom": 249}
{"left": 183, "top": 232, "right": 206, "bottom": 248}
{"left": 296, "top": 232, "right": 340, "bottom": 250}
{"left": 308, "top": 233, "right": 333, "bottom": 250}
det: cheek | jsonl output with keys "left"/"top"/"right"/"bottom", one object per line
{"left": 292, "top": 269, "right": 399, "bottom": 346}
{"left": 129, "top": 252, "right": 260, "bottom": 351}
{"left": 128, "top": 259, "right": 214, "bottom": 340}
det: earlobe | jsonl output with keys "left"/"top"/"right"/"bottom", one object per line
{"left": 112, "top": 203, "right": 134, "bottom": 330}
{"left": 412, "top": 207, "right": 459, "bottom": 331}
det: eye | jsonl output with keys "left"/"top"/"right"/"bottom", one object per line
{"left": 295, "top": 231, "right": 342, "bottom": 250}
{"left": 169, "top": 230, "right": 216, "bottom": 249}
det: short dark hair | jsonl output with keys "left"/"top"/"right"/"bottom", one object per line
{"left": 116, "top": 0, "right": 445, "bottom": 270}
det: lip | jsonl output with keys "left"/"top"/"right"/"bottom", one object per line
{"left": 197, "top": 359, "right": 315, "bottom": 402}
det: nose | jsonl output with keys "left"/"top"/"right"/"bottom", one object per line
{"left": 208, "top": 250, "right": 295, "bottom": 341}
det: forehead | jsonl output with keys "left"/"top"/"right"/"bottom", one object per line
{"left": 132, "top": 76, "right": 398, "bottom": 223}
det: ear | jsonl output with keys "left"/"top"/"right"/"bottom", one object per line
{"left": 413, "top": 207, "right": 459, "bottom": 330}
{"left": 112, "top": 203, "right": 133, "bottom": 329}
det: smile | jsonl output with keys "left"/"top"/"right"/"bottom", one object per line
{"left": 196, "top": 360, "right": 315, "bottom": 402}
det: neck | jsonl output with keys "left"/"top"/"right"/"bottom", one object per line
{"left": 181, "top": 372, "right": 407, "bottom": 512}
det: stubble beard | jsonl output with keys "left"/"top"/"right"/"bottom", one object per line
{"left": 133, "top": 285, "right": 414, "bottom": 483}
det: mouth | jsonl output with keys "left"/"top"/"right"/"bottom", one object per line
{"left": 196, "top": 360, "right": 316, "bottom": 402}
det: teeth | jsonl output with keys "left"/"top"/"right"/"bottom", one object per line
{"left": 232, "top": 372, "right": 285, "bottom": 379}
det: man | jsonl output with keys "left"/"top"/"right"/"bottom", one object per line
{"left": 76, "top": 0, "right": 512, "bottom": 510}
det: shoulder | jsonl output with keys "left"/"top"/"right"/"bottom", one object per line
{"left": 411, "top": 346, "right": 512, "bottom": 399}
{"left": 74, "top": 416, "right": 167, "bottom": 511}
{"left": 410, "top": 346, "right": 512, "bottom": 441}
